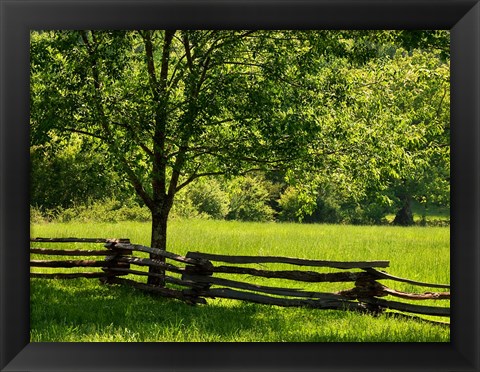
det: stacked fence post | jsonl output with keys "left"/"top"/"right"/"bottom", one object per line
{"left": 182, "top": 253, "right": 214, "bottom": 304}
{"left": 101, "top": 239, "right": 133, "bottom": 284}
{"left": 336, "top": 274, "right": 387, "bottom": 314}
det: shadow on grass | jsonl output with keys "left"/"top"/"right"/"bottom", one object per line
{"left": 31, "top": 279, "right": 292, "bottom": 341}
{"left": 30, "top": 279, "right": 449, "bottom": 342}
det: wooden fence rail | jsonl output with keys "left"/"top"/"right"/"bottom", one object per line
{"left": 30, "top": 237, "right": 450, "bottom": 323}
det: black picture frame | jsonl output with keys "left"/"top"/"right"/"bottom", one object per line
{"left": 1, "top": 0, "right": 479, "bottom": 371}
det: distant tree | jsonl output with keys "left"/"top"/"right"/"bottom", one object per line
{"left": 356, "top": 49, "right": 450, "bottom": 225}
{"left": 281, "top": 40, "right": 449, "bottom": 226}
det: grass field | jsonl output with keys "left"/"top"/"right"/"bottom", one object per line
{"left": 30, "top": 220, "right": 450, "bottom": 342}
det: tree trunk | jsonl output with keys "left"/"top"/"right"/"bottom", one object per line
{"left": 148, "top": 210, "right": 169, "bottom": 286}
{"left": 393, "top": 196, "right": 414, "bottom": 226}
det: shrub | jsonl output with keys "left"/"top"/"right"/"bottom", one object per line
{"left": 303, "top": 197, "right": 342, "bottom": 224}
{"left": 226, "top": 175, "right": 275, "bottom": 222}
{"left": 339, "top": 198, "right": 390, "bottom": 225}
{"left": 169, "top": 189, "right": 208, "bottom": 220}
{"left": 115, "top": 203, "right": 151, "bottom": 222}
{"left": 30, "top": 135, "right": 131, "bottom": 211}
{"left": 30, "top": 205, "right": 48, "bottom": 224}
{"left": 277, "top": 187, "right": 305, "bottom": 222}
{"left": 278, "top": 186, "right": 342, "bottom": 223}
{"left": 187, "top": 178, "right": 229, "bottom": 219}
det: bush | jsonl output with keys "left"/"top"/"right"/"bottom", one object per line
{"left": 116, "top": 204, "right": 151, "bottom": 222}
{"left": 337, "top": 198, "right": 390, "bottom": 225}
{"left": 278, "top": 186, "right": 342, "bottom": 223}
{"left": 226, "top": 175, "right": 275, "bottom": 222}
{"left": 30, "top": 205, "right": 48, "bottom": 224}
{"left": 303, "top": 198, "right": 342, "bottom": 224}
{"left": 169, "top": 189, "right": 211, "bottom": 220}
{"left": 187, "top": 178, "right": 229, "bottom": 219}
{"left": 277, "top": 187, "right": 305, "bottom": 222}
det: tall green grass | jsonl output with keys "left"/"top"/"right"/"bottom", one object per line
{"left": 30, "top": 220, "right": 450, "bottom": 342}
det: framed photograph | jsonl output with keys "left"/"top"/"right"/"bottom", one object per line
{"left": 1, "top": 0, "right": 478, "bottom": 371}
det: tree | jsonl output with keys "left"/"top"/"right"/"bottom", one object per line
{"left": 353, "top": 48, "right": 450, "bottom": 226}
{"left": 31, "top": 30, "right": 351, "bottom": 285}
{"left": 273, "top": 32, "right": 450, "bottom": 226}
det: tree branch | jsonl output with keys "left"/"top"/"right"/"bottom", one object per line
{"left": 176, "top": 170, "right": 227, "bottom": 192}
{"left": 63, "top": 127, "right": 107, "bottom": 141}
{"left": 167, "top": 53, "right": 188, "bottom": 89}
{"left": 167, "top": 145, "right": 187, "bottom": 200}
{"left": 159, "top": 30, "right": 175, "bottom": 91}
{"left": 435, "top": 87, "right": 448, "bottom": 118}
{"left": 221, "top": 61, "right": 264, "bottom": 68}
{"left": 181, "top": 31, "right": 194, "bottom": 73}
{"left": 197, "top": 55, "right": 211, "bottom": 94}
{"left": 201, "top": 31, "right": 257, "bottom": 65}
{"left": 175, "top": 166, "right": 267, "bottom": 192}
{"left": 111, "top": 121, "right": 154, "bottom": 158}
{"left": 140, "top": 30, "right": 159, "bottom": 99}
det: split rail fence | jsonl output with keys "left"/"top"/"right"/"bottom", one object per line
{"left": 30, "top": 237, "right": 450, "bottom": 322}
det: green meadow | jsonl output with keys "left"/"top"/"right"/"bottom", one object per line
{"left": 30, "top": 220, "right": 450, "bottom": 342}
